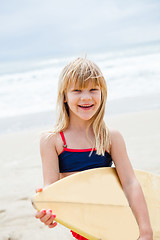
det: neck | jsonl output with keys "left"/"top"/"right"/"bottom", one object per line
{"left": 68, "top": 114, "right": 92, "bottom": 132}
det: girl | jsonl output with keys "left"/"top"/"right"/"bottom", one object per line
{"left": 35, "top": 57, "right": 153, "bottom": 240}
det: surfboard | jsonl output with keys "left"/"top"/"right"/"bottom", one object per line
{"left": 32, "top": 167, "right": 160, "bottom": 240}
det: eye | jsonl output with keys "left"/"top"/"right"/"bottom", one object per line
{"left": 90, "top": 88, "right": 99, "bottom": 92}
{"left": 73, "top": 89, "right": 81, "bottom": 92}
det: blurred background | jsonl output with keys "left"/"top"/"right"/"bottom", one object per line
{"left": 0, "top": 1, "right": 160, "bottom": 240}
{"left": 0, "top": 0, "right": 160, "bottom": 133}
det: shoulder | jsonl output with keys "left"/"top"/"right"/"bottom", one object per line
{"left": 109, "top": 128, "right": 127, "bottom": 154}
{"left": 40, "top": 131, "right": 63, "bottom": 155}
{"left": 108, "top": 128, "right": 131, "bottom": 171}
{"left": 40, "top": 131, "right": 57, "bottom": 147}
{"left": 104, "top": 124, "right": 124, "bottom": 154}
{"left": 109, "top": 128, "right": 125, "bottom": 143}
{"left": 40, "top": 132, "right": 61, "bottom": 185}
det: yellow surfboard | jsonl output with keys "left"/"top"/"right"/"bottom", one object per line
{"left": 32, "top": 167, "right": 160, "bottom": 240}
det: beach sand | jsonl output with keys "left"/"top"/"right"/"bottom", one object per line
{"left": 0, "top": 109, "right": 160, "bottom": 240}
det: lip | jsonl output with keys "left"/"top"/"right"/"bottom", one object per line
{"left": 78, "top": 104, "right": 94, "bottom": 109}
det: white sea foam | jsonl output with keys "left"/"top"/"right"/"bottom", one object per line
{"left": 0, "top": 42, "right": 160, "bottom": 118}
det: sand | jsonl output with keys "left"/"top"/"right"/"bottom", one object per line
{"left": 0, "top": 109, "right": 160, "bottom": 240}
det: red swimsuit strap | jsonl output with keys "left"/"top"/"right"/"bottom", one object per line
{"left": 60, "top": 131, "right": 67, "bottom": 147}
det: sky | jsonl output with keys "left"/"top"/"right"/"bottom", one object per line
{"left": 0, "top": 0, "right": 160, "bottom": 61}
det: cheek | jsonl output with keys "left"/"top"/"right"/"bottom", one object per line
{"left": 66, "top": 93, "right": 77, "bottom": 106}
{"left": 65, "top": 92, "right": 71, "bottom": 103}
{"left": 95, "top": 92, "right": 101, "bottom": 104}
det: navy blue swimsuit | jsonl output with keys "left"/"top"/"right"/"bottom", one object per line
{"left": 58, "top": 132, "right": 112, "bottom": 173}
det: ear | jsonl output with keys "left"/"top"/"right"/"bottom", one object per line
{"left": 64, "top": 97, "right": 67, "bottom": 103}
{"left": 64, "top": 93, "right": 67, "bottom": 103}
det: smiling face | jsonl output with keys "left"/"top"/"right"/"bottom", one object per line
{"left": 56, "top": 58, "right": 108, "bottom": 155}
{"left": 65, "top": 81, "right": 102, "bottom": 121}
{"left": 57, "top": 58, "right": 107, "bottom": 129}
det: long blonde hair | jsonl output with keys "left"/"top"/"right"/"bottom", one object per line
{"left": 51, "top": 57, "right": 111, "bottom": 155}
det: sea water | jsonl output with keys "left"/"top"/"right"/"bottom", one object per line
{"left": 0, "top": 41, "right": 160, "bottom": 132}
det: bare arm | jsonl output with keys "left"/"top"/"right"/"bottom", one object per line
{"left": 40, "top": 132, "right": 60, "bottom": 187}
{"left": 110, "top": 129, "right": 153, "bottom": 239}
{"left": 35, "top": 132, "right": 60, "bottom": 228}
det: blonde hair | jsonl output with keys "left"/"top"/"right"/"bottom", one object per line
{"left": 50, "top": 57, "right": 111, "bottom": 155}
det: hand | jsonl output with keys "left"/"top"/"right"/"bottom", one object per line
{"left": 35, "top": 209, "right": 57, "bottom": 228}
{"left": 35, "top": 188, "right": 57, "bottom": 228}
{"left": 138, "top": 233, "right": 153, "bottom": 240}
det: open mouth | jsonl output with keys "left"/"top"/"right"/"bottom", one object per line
{"left": 78, "top": 104, "right": 94, "bottom": 109}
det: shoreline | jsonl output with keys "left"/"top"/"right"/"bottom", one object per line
{"left": 0, "top": 92, "right": 160, "bottom": 135}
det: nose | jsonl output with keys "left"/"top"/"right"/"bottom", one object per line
{"left": 80, "top": 91, "right": 92, "bottom": 101}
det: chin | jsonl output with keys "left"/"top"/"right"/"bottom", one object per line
{"left": 79, "top": 114, "right": 95, "bottom": 121}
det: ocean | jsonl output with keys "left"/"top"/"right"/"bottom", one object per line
{"left": 0, "top": 42, "right": 160, "bottom": 133}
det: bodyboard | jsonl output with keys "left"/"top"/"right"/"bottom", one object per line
{"left": 32, "top": 167, "right": 160, "bottom": 240}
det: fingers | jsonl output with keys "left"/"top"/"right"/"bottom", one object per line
{"left": 40, "top": 209, "right": 53, "bottom": 223}
{"left": 35, "top": 209, "right": 57, "bottom": 228}
{"left": 48, "top": 222, "right": 58, "bottom": 228}
{"left": 44, "top": 214, "right": 55, "bottom": 226}
{"left": 34, "top": 189, "right": 57, "bottom": 228}
{"left": 36, "top": 188, "right": 43, "bottom": 193}
{"left": 35, "top": 209, "right": 46, "bottom": 219}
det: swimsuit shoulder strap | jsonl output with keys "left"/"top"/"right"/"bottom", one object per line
{"left": 60, "top": 131, "right": 67, "bottom": 148}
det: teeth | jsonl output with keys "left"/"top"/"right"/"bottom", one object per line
{"left": 79, "top": 105, "right": 93, "bottom": 108}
